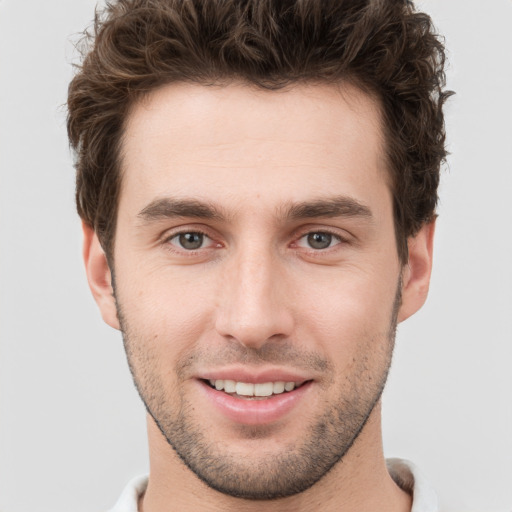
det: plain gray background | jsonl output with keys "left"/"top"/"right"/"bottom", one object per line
{"left": 1, "top": 1, "right": 511, "bottom": 510}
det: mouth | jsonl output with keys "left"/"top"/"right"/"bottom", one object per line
{"left": 203, "top": 379, "right": 308, "bottom": 400}
{"left": 196, "top": 372, "right": 314, "bottom": 425}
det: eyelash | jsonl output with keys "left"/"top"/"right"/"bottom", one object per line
{"left": 292, "top": 229, "right": 348, "bottom": 253}
{"left": 163, "top": 229, "right": 218, "bottom": 254}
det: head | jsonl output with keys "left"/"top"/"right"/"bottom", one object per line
{"left": 68, "top": 0, "right": 450, "bottom": 266}
{"left": 69, "top": 0, "right": 450, "bottom": 502}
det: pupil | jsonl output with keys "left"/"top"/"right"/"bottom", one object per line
{"left": 179, "top": 232, "right": 203, "bottom": 250}
{"left": 308, "top": 232, "right": 331, "bottom": 249}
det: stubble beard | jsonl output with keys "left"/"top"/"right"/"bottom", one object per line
{"left": 116, "top": 281, "right": 401, "bottom": 501}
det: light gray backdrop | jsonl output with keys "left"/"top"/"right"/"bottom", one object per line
{"left": 1, "top": 1, "right": 511, "bottom": 510}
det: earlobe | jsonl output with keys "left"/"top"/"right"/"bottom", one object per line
{"left": 82, "top": 222, "right": 120, "bottom": 330}
{"left": 398, "top": 220, "right": 436, "bottom": 323}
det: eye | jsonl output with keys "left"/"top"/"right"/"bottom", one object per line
{"left": 168, "top": 232, "right": 211, "bottom": 250}
{"left": 297, "top": 231, "right": 341, "bottom": 250}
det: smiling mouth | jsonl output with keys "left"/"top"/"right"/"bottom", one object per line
{"left": 204, "top": 379, "right": 308, "bottom": 400}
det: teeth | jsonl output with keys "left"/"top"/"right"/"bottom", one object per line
{"left": 254, "top": 382, "right": 273, "bottom": 397}
{"left": 235, "top": 382, "right": 254, "bottom": 396}
{"left": 284, "top": 382, "right": 295, "bottom": 392}
{"left": 209, "top": 379, "right": 298, "bottom": 396}
{"left": 273, "top": 381, "right": 285, "bottom": 394}
{"left": 223, "top": 380, "right": 236, "bottom": 393}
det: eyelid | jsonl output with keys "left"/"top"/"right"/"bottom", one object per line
{"left": 161, "top": 223, "right": 215, "bottom": 240}
{"left": 292, "top": 225, "right": 351, "bottom": 242}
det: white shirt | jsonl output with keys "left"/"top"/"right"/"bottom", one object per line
{"left": 108, "top": 458, "right": 438, "bottom": 512}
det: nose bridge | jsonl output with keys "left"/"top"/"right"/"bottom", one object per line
{"left": 215, "top": 240, "right": 293, "bottom": 348}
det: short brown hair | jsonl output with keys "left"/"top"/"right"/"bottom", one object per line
{"left": 67, "top": 0, "right": 452, "bottom": 263}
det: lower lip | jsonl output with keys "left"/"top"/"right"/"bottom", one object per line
{"left": 197, "top": 380, "right": 312, "bottom": 426}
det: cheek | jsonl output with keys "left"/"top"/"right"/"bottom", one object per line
{"left": 115, "top": 274, "right": 215, "bottom": 401}
{"left": 116, "top": 265, "right": 216, "bottom": 354}
{"left": 295, "top": 270, "right": 398, "bottom": 358}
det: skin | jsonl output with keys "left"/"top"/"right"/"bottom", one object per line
{"left": 83, "top": 82, "right": 434, "bottom": 512}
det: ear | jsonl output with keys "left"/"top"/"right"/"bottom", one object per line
{"left": 82, "top": 222, "right": 120, "bottom": 330}
{"left": 398, "top": 220, "right": 436, "bottom": 323}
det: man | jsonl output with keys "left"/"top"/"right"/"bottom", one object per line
{"left": 67, "top": 0, "right": 451, "bottom": 510}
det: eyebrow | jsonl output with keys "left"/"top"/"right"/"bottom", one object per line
{"left": 137, "top": 195, "right": 373, "bottom": 224}
{"left": 138, "top": 198, "right": 227, "bottom": 222}
{"left": 284, "top": 196, "right": 373, "bottom": 221}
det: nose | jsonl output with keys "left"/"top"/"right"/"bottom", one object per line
{"left": 214, "top": 246, "right": 294, "bottom": 350}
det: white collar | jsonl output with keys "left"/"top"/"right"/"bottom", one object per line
{"left": 387, "top": 458, "right": 439, "bottom": 512}
{"left": 109, "top": 458, "right": 438, "bottom": 512}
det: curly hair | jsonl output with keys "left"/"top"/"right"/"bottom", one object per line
{"left": 67, "top": 0, "right": 452, "bottom": 263}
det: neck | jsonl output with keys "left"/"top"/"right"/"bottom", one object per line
{"left": 139, "top": 404, "right": 412, "bottom": 512}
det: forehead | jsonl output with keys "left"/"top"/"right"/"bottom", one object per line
{"left": 120, "top": 82, "right": 389, "bottom": 217}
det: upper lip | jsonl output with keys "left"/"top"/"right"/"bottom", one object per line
{"left": 197, "top": 367, "right": 313, "bottom": 384}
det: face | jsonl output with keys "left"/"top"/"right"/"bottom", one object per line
{"left": 97, "top": 83, "right": 416, "bottom": 499}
